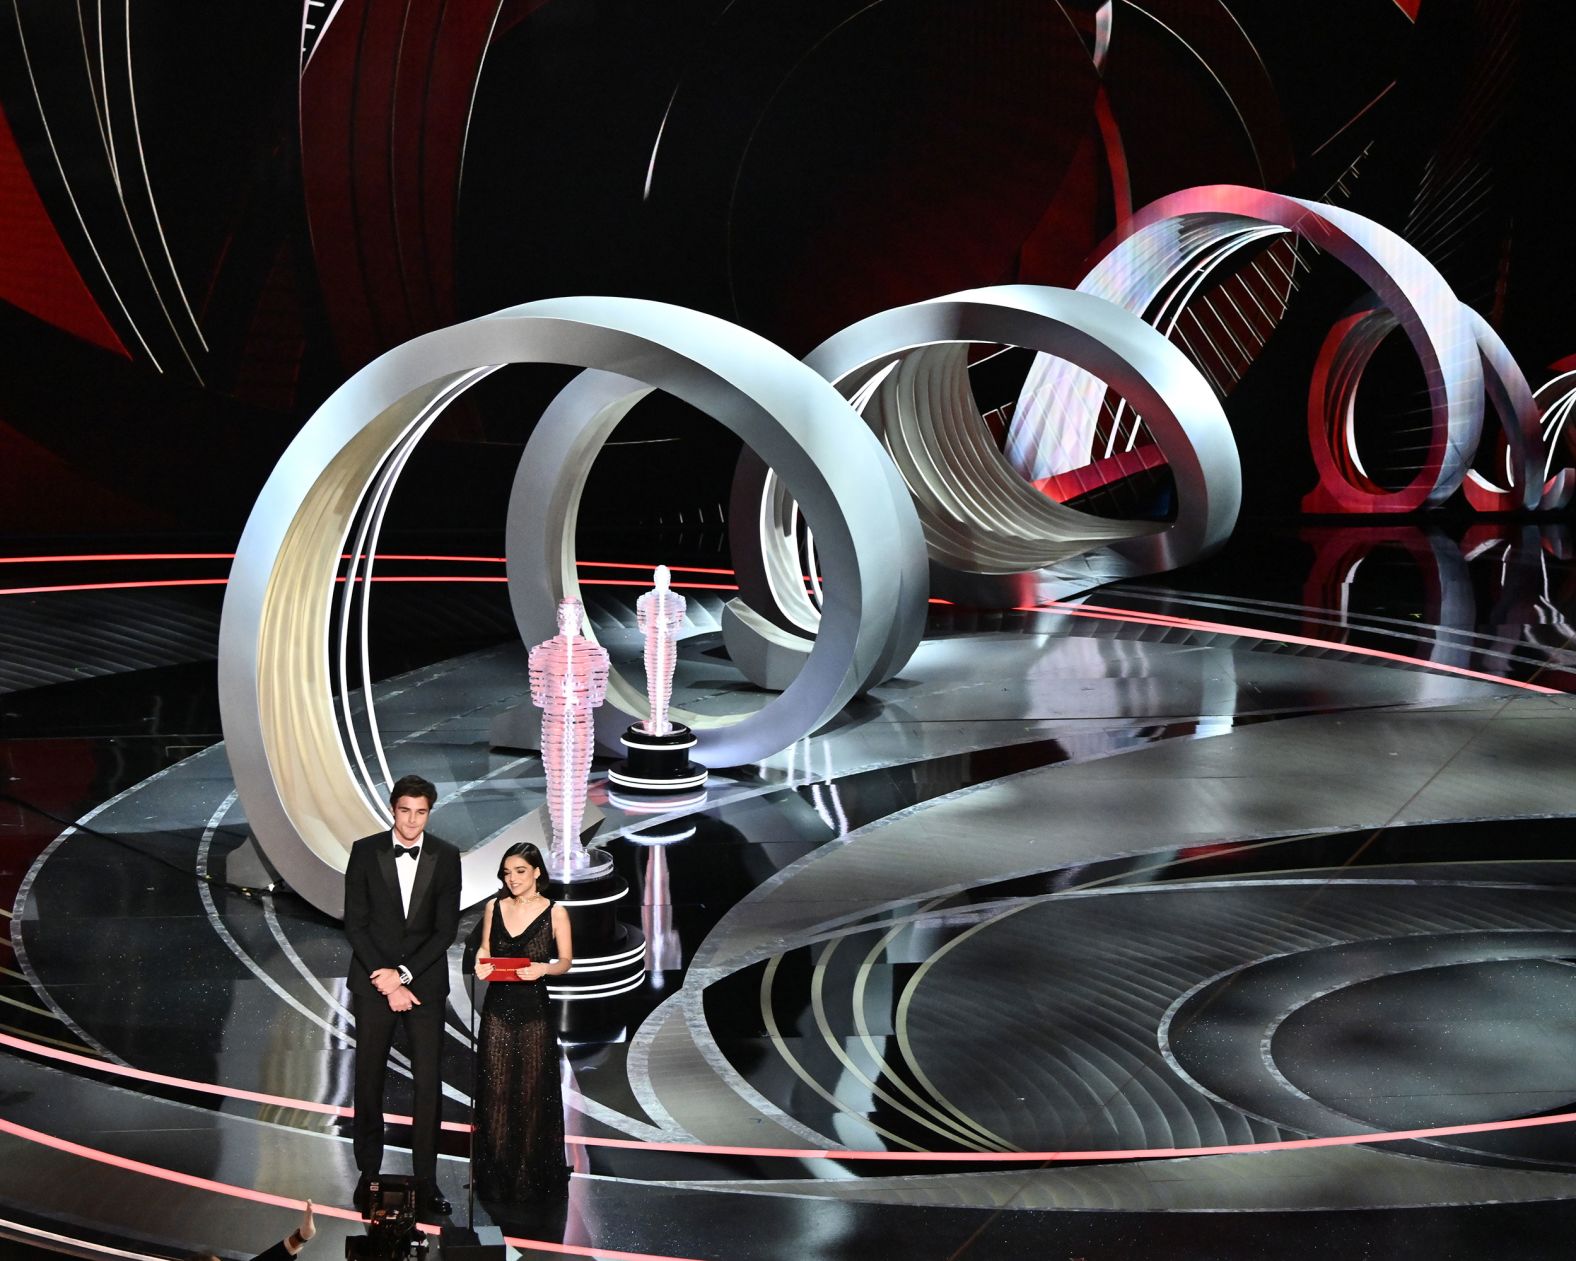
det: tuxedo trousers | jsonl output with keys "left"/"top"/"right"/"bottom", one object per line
{"left": 352, "top": 993, "right": 445, "bottom": 1184}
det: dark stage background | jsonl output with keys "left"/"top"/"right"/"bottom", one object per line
{"left": 1, "top": 0, "right": 1572, "bottom": 542}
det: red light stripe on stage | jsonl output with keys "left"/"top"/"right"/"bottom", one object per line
{"left": 0, "top": 1115, "right": 366, "bottom": 1220}
{"left": 342, "top": 576, "right": 505, "bottom": 583}
{"left": 579, "top": 561, "right": 737, "bottom": 576}
{"left": 0, "top": 1030, "right": 349, "bottom": 1113}
{"left": 0, "top": 576, "right": 741, "bottom": 597}
{"left": 0, "top": 551, "right": 736, "bottom": 576}
{"left": 0, "top": 578, "right": 232, "bottom": 596}
{"left": 490, "top": 1234, "right": 706, "bottom": 1260}
{"left": 348, "top": 577, "right": 741, "bottom": 591}
{"left": 1025, "top": 600, "right": 1565, "bottom": 695}
{"left": 352, "top": 553, "right": 501, "bottom": 563}
{"left": 575, "top": 578, "right": 740, "bottom": 591}
{"left": 8, "top": 1029, "right": 1576, "bottom": 1164}
{"left": 338, "top": 557, "right": 734, "bottom": 572}
{"left": 0, "top": 1117, "right": 708, "bottom": 1261}
{"left": 0, "top": 1031, "right": 472, "bottom": 1132}
{"left": 0, "top": 553, "right": 1562, "bottom": 692}
{"left": 0, "top": 553, "right": 236, "bottom": 564}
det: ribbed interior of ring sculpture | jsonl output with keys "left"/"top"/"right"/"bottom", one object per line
{"left": 722, "top": 334, "right": 1195, "bottom": 695}
{"left": 858, "top": 342, "right": 1162, "bottom": 575}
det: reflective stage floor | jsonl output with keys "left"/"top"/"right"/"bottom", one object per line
{"left": 4, "top": 521, "right": 1576, "bottom": 1260}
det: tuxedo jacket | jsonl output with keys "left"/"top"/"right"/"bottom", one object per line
{"left": 343, "top": 831, "right": 461, "bottom": 1005}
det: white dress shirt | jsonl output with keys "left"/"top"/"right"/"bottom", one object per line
{"left": 391, "top": 830, "right": 424, "bottom": 986}
{"left": 392, "top": 829, "right": 424, "bottom": 916}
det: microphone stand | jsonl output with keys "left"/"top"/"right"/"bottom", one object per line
{"left": 455, "top": 915, "right": 483, "bottom": 1245}
{"left": 467, "top": 965, "right": 478, "bottom": 1232}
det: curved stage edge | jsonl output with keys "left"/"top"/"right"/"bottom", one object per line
{"left": 6, "top": 528, "right": 1576, "bottom": 1259}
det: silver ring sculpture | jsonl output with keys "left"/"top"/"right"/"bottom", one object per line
{"left": 220, "top": 188, "right": 1551, "bottom": 919}
{"left": 1010, "top": 185, "right": 1486, "bottom": 514}
{"left": 219, "top": 297, "right": 924, "bottom": 916}
{"left": 238, "top": 189, "right": 1540, "bottom": 914}
{"left": 1308, "top": 301, "right": 1570, "bottom": 513}
{"left": 724, "top": 285, "right": 1242, "bottom": 680}
{"left": 499, "top": 354, "right": 926, "bottom": 770}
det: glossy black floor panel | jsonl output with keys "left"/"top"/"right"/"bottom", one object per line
{"left": 6, "top": 524, "right": 1576, "bottom": 1258}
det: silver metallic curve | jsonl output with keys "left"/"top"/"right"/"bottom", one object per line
{"left": 1010, "top": 185, "right": 1484, "bottom": 512}
{"left": 1534, "top": 370, "right": 1576, "bottom": 504}
{"left": 1308, "top": 300, "right": 1552, "bottom": 512}
{"left": 1460, "top": 308, "right": 1563, "bottom": 511}
{"left": 732, "top": 285, "right": 1241, "bottom": 620}
{"left": 220, "top": 362, "right": 495, "bottom": 918}
{"left": 501, "top": 356, "right": 925, "bottom": 768}
{"left": 337, "top": 407, "right": 440, "bottom": 815}
{"left": 220, "top": 297, "right": 926, "bottom": 916}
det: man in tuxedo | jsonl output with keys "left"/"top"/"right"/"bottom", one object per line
{"left": 344, "top": 773, "right": 460, "bottom": 1219}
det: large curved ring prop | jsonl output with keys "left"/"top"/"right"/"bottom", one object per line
{"left": 730, "top": 285, "right": 1241, "bottom": 631}
{"left": 1459, "top": 309, "right": 1551, "bottom": 511}
{"left": 501, "top": 358, "right": 925, "bottom": 766}
{"left": 1009, "top": 186, "right": 1484, "bottom": 513}
{"left": 219, "top": 363, "right": 495, "bottom": 918}
{"left": 1306, "top": 301, "right": 1563, "bottom": 513}
{"left": 220, "top": 296, "right": 928, "bottom": 915}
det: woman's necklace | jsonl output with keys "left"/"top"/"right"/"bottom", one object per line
{"left": 505, "top": 890, "right": 544, "bottom": 927}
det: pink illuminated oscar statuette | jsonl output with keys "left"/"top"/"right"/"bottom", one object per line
{"left": 530, "top": 597, "right": 612, "bottom": 881}
{"left": 608, "top": 565, "right": 708, "bottom": 796}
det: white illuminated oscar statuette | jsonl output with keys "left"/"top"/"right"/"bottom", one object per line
{"left": 639, "top": 564, "right": 685, "bottom": 736}
{"left": 529, "top": 598, "right": 612, "bottom": 881}
{"left": 608, "top": 566, "right": 709, "bottom": 797}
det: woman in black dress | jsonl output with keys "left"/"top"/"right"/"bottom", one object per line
{"left": 472, "top": 841, "right": 573, "bottom": 1202}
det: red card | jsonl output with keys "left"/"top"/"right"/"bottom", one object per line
{"left": 479, "top": 956, "right": 532, "bottom": 982}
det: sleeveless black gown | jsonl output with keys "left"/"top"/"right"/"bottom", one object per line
{"left": 474, "top": 899, "right": 567, "bottom": 1202}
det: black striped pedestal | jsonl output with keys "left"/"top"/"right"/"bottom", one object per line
{"left": 607, "top": 723, "right": 709, "bottom": 793}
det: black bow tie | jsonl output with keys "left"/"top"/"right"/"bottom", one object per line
{"left": 395, "top": 845, "right": 421, "bottom": 861}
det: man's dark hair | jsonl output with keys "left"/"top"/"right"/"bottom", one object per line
{"left": 389, "top": 774, "right": 438, "bottom": 809}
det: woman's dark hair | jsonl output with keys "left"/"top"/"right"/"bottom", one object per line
{"left": 497, "top": 841, "right": 546, "bottom": 884}
{"left": 389, "top": 773, "right": 438, "bottom": 809}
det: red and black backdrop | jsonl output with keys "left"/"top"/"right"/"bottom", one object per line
{"left": 0, "top": 0, "right": 1571, "bottom": 538}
